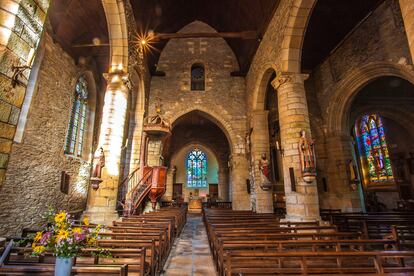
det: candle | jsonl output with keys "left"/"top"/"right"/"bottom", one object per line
{"left": 276, "top": 141, "right": 280, "bottom": 150}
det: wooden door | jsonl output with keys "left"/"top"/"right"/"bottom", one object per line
{"left": 173, "top": 183, "right": 183, "bottom": 199}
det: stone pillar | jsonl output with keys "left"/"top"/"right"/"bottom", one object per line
{"left": 272, "top": 73, "right": 320, "bottom": 221}
{"left": 250, "top": 110, "right": 273, "bottom": 213}
{"left": 85, "top": 72, "right": 129, "bottom": 224}
{"left": 321, "top": 135, "right": 362, "bottom": 211}
{"left": 218, "top": 166, "right": 229, "bottom": 201}
{"left": 163, "top": 167, "right": 175, "bottom": 201}
{"left": 399, "top": 0, "right": 414, "bottom": 60}
{"left": 230, "top": 154, "right": 250, "bottom": 210}
{"left": 147, "top": 139, "right": 163, "bottom": 166}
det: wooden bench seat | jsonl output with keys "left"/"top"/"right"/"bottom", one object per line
{"left": 224, "top": 250, "right": 414, "bottom": 275}
{"left": 0, "top": 264, "right": 128, "bottom": 275}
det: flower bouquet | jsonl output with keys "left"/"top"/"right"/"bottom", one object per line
{"left": 30, "top": 207, "right": 106, "bottom": 276}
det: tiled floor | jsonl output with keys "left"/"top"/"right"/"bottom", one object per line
{"left": 162, "top": 213, "right": 217, "bottom": 276}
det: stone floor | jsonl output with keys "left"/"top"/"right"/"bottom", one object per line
{"left": 161, "top": 213, "right": 217, "bottom": 276}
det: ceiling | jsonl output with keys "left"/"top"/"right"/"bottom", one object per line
{"left": 48, "top": 0, "right": 109, "bottom": 75}
{"left": 47, "top": 0, "right": 389, "bottom": 77}
{"left": 302, "top": 0, "right": 385, "bottom": 71}
{"left": 130, "top": 0, "right": 280, "bottom": 74}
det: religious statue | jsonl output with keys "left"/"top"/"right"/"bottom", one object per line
{"left": 92, "top": 147, "right": 105, "bottom": 179}
{"left": 298, "top": 130, "right": 317, "bottom": 183}
{"left": 259, "top": 153, "right": 272, "bottom": 190}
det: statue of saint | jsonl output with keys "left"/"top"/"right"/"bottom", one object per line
{"left": 92, "top": 147, "right": 105, "bottom": 178}
{"left": 298, "top": 130, "right": 316, "bottom": 182}
{"left": 259, "top": 153, "right": 272, "bottom": 190}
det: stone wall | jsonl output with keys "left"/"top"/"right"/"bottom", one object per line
{"left": 0, "top": 32, "right": 102, "bottom": 236}
{"left": 0, "top": 0, "right": 50, "bottom": 187}
{"left": 308, "top": 0, "right": 413, "bottom": 210}
{"left": 149, "top": 21, "right": 250, "bottom": 210}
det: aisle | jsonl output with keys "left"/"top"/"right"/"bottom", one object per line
{"left": 162, "top": 213, "right": 217, "bottom": 276}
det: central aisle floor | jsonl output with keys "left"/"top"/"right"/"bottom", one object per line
{"left": 162, "top": 213, "right": 217, "bottom": 276}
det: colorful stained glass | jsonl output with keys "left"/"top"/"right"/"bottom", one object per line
{"left": 355, "top": 114, "right": 393, "bottom": 184}
{"left": 186, "top": 148, "right": 208, "bottom": 188}
{"left": 65, "top": 76, "right": 88, "bottom": 156}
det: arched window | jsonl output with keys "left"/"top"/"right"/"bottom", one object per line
{"left": 65, "top": 76, "right": 88, "bottom": 156}
{"left": 186, "top": 148, "right": 208, "bottom": 188}
{"left": 355, "top": 114, "right": 394, "bottom": 185}
{"left": 191, "top": 64, "right": 205, "bottom": 91}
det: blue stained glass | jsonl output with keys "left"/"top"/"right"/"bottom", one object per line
{"left": 65, "top": 76, "right": 88, "bottom": 156}
{"left": 186, "top": 148, "right": 208, "bottom": 188}
{"left": 355, "top": 114, "right": 393, "bottom": 185}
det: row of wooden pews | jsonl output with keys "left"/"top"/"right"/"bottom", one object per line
{"left": 204, "top": 208, "right": 414, "bottom": 275}
{"left": 322, "top": 210, "right": 414, "bottom": 249}
{"left": 0, "top": 206, "right": 187, "bottom": 275}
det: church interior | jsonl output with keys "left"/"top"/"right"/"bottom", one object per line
{"left": 1, "top": 0, "right": 414, "bottom": 275}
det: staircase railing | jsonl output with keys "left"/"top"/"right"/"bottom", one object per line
{"left": 123, "top": 168, "right": 153, "bottom": 216}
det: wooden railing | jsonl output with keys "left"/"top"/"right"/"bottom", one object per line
{"left": 121, "top": 168, "right": 154, "bottom": 216}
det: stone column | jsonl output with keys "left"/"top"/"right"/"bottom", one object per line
{"left": 230, "top": 154, "right": 250, "bottom": 210}
{"left": 218, "top": 166, "right": 229, "bottom": 201}
{"left": 163, "top": 167, "right": 175, "bottom": 201}
{"left": 272, "top": 73, "right": 320, "bottom": 221}
{"left": 250, "top": 110, "right": 273, "bottom": 213}
{"left": 321, "top": 135, "right": 362, "bottom": 211}
{"left": 85, "top": 72, "right": 129, "bottom": 224}
{"left": 399, "top": 0, "right": 414, "bottom": 60}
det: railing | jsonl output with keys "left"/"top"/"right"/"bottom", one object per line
{"left": 121, "top": 168, "right": 154, "bottom": 216}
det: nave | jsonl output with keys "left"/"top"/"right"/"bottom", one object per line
{"left": 2, "top": 204, "right": 414, "bottom": 275}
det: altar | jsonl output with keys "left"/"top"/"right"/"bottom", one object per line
{"left": 188, "top": 197, "right": 203, "bottom": 212}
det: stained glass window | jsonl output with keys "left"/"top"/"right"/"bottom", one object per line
{"left": 191, "top": 64, "right": 205, "bottom": 91}
{"left": 186, "top": 148, "right": 208, "bottom": 188}
{"left": 355, "top": 114, "right": 393, "bottom": 185}
{"left": 65, "top": 76, "right": 88, "bottom": 156}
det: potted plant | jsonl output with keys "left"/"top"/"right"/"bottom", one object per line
{"left": 30, "top": 207, "right": 104, "bottom": 276}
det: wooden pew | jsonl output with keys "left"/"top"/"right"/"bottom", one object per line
{"left": 223, "top": 250, "right": 414, "bottom": 275}
{"left": 0, "top": 264, "right": 128, "bottom": 275}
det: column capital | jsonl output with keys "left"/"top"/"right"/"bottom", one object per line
{"left": 103, "top": 71, "right": 131, "bottom": 91}
{"left": 271, "top": 72, "right": 309, "bottom": 90}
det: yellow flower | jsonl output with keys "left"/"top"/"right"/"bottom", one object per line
{"left": 87, "top": 237, "right": 96, "bottom": 246}
{"left": 34, "top": 231, "right": 43, "bottom": 243}
{"left": 82, "top": 216, "right": 89, "bottom": 226}
{"left": 33, "top": 245, "right": 46, "bottom": 254}
{"left": 54, "top": 212, "right": 67, "bottom": 224}
{"left": 72, "top": 227, "right": 82, "bottom": 234}
{"left": 56, "top": 229, "right": 69, "bottom": 241}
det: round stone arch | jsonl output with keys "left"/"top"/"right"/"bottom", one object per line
{"left": 326, "top": 62, "right": 414, "bottom": 136}
{"left": 251, "top": 65, "right": 278, "bottom": 111}
{"left": 101, "top": 0, "right": 129, "bottom": 72}
{"left": 169, "top": 107, "right": 237, "bottom": 154}
{"left": 280, "top": 0, "right": 317, "bottom": 72}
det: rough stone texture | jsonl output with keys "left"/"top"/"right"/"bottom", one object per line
{"left": 0, "top": 32, "right": 101, "bottom": 236}
{"left": 400, "top": 0, "right": 414, "bottom": 60}
{"left": 0, "top": 0, "right": 50, "bottom": 187}
{"left": 149, "top": 21, "right": 250, "bottom": 210}
{"left": 308, "top": 0, "right": 413, "bottom": 210}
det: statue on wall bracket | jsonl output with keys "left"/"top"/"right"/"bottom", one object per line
{"left": 298, "top": 130, "right": 317, "bottom": 183}
{"left": 90, "top": 147, "right": 105, "bottom": 190}
{"left": 259, "top": 153, "right": 272, "bottom": 190}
